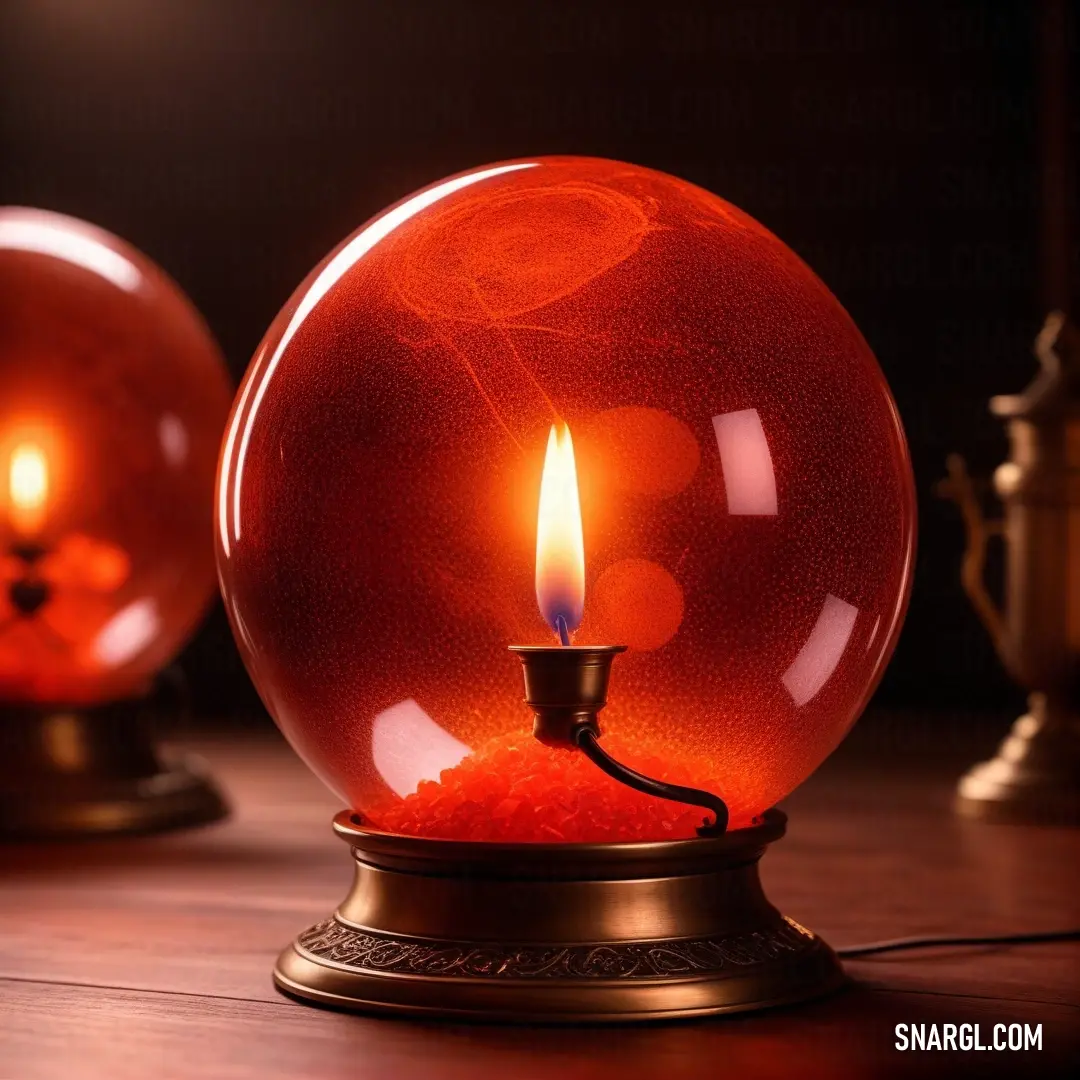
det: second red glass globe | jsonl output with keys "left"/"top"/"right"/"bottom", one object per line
{"left": 217, "top": 157, "right": 915, "bottom": 840}
{"left": 0, "top": 208, "right": 232, "bottom": 707}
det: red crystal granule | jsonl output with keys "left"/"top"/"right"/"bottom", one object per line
{"left": 367, "top": 731, "right": 729, "bottom": 842}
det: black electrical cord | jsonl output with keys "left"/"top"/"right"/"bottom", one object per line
{"left": 836, "top": 927, "right": 1080, "bottom": 959}
{"left": 575, "top": 728, "right": 729, "bottom": 836}
{"left": 558, "top": 683, "right": 1075, "bottom": 952}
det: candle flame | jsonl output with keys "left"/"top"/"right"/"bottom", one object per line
{"left": 9, "top": 441, "right": 49, "bottom": 536}
{"left": 535, "top": 423, "right": 585, "bottom": 639}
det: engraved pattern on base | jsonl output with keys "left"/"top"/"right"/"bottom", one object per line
{"left": 295, "top": 917, "right": 818, "bottom": 980}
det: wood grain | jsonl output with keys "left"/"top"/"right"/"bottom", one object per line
{"left": 1, "top": 979, "right": 1075, "bottom": 1080}
{"left": 1, "top": 713, "right": 1078, "bottom": 1078}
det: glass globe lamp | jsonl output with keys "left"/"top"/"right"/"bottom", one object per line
{"left": 0, "top": 208, "right": 233, "bottom": 836}
{"left": 217, "top": 157, "right": 915, "bottom": 1020}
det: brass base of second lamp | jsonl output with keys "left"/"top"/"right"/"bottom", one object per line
{"left": 956, "top": 694, "right": 1080, "bottom": 825}
{"left": 275, "top": 809, "right": 845, "bottom": 1023}
{"left": 0, "top": 696, "right": 227, "bottom": 837}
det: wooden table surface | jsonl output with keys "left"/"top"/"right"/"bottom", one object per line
{"left": 1, "top": 712, "right": 1077, "bottom": 1079}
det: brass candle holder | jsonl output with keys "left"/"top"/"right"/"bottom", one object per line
{"left": 941, "top": 312, "right": 1080, "bottom": 823}
{"left": 0, "top": 674, "right": 228, "bottom": 838}
{"left": 275, "top": 646, "right": 844, "bottom": 1021}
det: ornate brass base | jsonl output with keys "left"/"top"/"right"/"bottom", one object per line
{"left": 275, "top": 809, "right": 845, "bottom": 1022}
{"left": 0, "top": 698, "right": 228, "bottom": 837}
{"left": 956, "top": 696, "right": 1080, "bottom": 825}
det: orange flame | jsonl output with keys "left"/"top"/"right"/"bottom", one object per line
{"left": 8, "top": 441, "right": 49, "bottom": 537}
{"left": 535, "top": 423, "right": 585, "bottom": 639}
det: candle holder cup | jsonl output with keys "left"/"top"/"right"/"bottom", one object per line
{"left": 509, "top": 644, "right": 625, "bottom": 747}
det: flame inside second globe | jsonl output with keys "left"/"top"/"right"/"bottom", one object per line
{"left": 8, "top": 442, "right": 50, "bottom": 538}
{"left": 216, "top": 156, "right": 915, "bottom": 841}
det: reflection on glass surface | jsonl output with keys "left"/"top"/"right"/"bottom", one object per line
{"left": 158, "top": 413, "right": 189, "bottom": 467}
{"left": 865, "top": 614, "right": 882, "bottom": 653}
{"left": 92, "top": 597, "right": 160, "bottom": 668}
{"left": 782, "top": 593, "right": 859, "bottom": 706}
{"left": 712, "top": 409, "right": 778, "bottom": 516}
{"left": 0, "top": 215, "right": 142, "bottom": 293}
{"left": 373, "top": 698, "right": 472, "bottom": 799}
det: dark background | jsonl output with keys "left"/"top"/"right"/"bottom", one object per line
{"left": 1, "top": 0, "right": 1075, "bottom": 724}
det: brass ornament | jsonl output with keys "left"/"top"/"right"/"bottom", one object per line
{"left": 940, "top": 312, "right": 1080, "bottom": 823}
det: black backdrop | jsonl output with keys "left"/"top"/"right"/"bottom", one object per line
{"left": 1, "top": 0, "right": 1074, "bottom": 722}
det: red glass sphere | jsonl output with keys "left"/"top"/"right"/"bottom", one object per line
{"left": 0, "top": 208, "right": 232, "bottom": 705}
{"left": 217, "top": 157, "right": 915, "bottom": 840}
